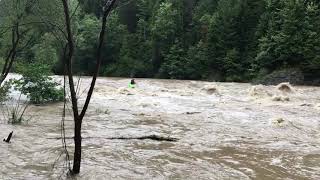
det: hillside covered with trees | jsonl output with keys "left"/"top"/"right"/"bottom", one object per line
{"left": 1, "top": 0, "right": 320, "bottom": 84}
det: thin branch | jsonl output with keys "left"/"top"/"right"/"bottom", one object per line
{"left": 61, "top": 0, "right": 79, "bottom": 119}
{"left": 70, "top": 2, "right": 80, "bottom": 20}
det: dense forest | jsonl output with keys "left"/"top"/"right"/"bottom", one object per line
{"left": 1, "top": 0, "right": 320, "bottom": 83}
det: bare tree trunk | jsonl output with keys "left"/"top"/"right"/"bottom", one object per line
{"left": 60, "top": 0, "right": 117, "bottom": 175}
{"left": 72, "top": 118, "right": 82, "bottom": 173}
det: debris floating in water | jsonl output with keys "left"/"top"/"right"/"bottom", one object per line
{"left": 49, "top": 135, "right": 179, "bottom": 142}
{"left": 300, "top": 103, "right": 312, "bottom": 107}
{"left": 185, "top": 112, "right": 201, "bottom": 115}
{"left": 3, "top": 131, "right": 13, "bottom": 143}
{"left": 113, "top": 135, "right": 178, "bottom": 142}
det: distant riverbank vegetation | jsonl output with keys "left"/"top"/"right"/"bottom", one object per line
{"left": 1, "top": 0, "right": 320, "bottom": 84}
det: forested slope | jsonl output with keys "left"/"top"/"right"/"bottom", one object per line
{"left": 1, "top": 0, "right": 319, "bottom": 84}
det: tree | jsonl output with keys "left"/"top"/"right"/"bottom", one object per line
{"left": 0, "top": 24, "right": 20, "bottom": 85}
{"left": 159, "top": 41, "right": 187, "bottom": 79}
{"left": 32, "top": 33, "right": 59, "bottom": 69}
{"left": 255, "top": 0, "right": 320, "bottom": 74}
{"left": 106, "top": 33, "right": 152, "bottom": 77}
{"left": 100, "top": 12, "right": 127, "bottom": 75}
{"left": 0, "top": 0, "right": 35, "bottom": 85}
{"left": 151, "top": 0, "right": 184, "bottom": 74}
{"left": 60, "top": 0, "right": 117, "bottom": 174}
{"left": 74, "top": 14, "right": 101, "bottom": 74}
{"left": 205, "top": 0, "right": 266, "bottom": 81}
{"left": 186, "top": 41, "right": 210, "bottom": 79}
{"left": 207, "top": 0, "right": 243, "bottom": 80}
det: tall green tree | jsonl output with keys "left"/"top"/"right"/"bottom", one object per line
{"left": 256, "top": 0, "right": 320, "bottom": 74}
{"left": 151, "top": 0, "right": 184, "bottom": 74}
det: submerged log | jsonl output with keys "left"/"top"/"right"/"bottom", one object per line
{"left": 3, "top": 131, "right": 13, "bottom": 143}
{"left": 111, "top": 135, "right": 178, "bottom": 142}
{"left": 50, "top": 135, "right": 178, "bottom": 142}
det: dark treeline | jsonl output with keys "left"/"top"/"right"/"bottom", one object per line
{"left": 1, "top": 0, "right": 320, "bottom": 83}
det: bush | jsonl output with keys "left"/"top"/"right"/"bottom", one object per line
{"left": 0, "top": 81, "right": 29, "bottom": 124}
{"left": 0, "top": 81, "right": 11, "bottom": 103}
{"left": 6, "top": 93, "right": 29, "bottom": 124}
{"left": 13, "top": 63, "right": 64, "bottom": 104}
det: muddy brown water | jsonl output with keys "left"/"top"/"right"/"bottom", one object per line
{"left": 0, "top": 74, "right": 320, "bottom": 179}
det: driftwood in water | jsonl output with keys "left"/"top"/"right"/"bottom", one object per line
{"left": 50, "top": 135, "right": 178, "bottom": 142}
{"left": 3, "top": 131, "right": 13, "bottom": 143}
{"left": 185, "top": 112, "right": 201, "bottom": 115}
{"left": 110, "top": 135, "right": 178, "bottom": 142}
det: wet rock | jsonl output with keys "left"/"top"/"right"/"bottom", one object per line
{"left": 276, "top": 82, "right": 294, "bottom": 93}
{"left": 202, "top": 85, "right": 218, "bottom": 95}
{"left": 271, "top": 95, "right": 290, "bottom": 102}
{"left": 180, "top": 91, "right": 194, "bottom": 96}
{"left": 104, "top": 109, "right": 111, "bottom": 115}
{"left": 117, "top": 87, "right": 134, "bottom": 95}
{"left": 133, "top": 113, "right": 146, "bottom": 116}
{"left": 249, "top": 85, "right": 272, "bottom": 98}
{"left": 271, "top": 96, "right": 281, "bottom": 101}
{"left": 272, "top": 118, "right": 284, "bottom": 125}
{"left": 253, "top": 69, "right": 304, "bottom": 85}
{"left": 275, "top": 118, "right": 285, "bottom": 124}
{"left": 272, "top": 118, "right": 289, "bottom": 127}
{"left": 95, "top": 108, "right": 110, "bottom": 115}
{"left": 138, "top": 103, "right": 158, "bottom": 108}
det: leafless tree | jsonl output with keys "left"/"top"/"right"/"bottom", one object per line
{"left": 60, "top": 0, "right": 117, "bottom": 174}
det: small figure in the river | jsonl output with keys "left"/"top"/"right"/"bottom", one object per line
{"left": 3, "top": 131, "right": 13, "bottom": 143}
{"left": 128, "top": 79, "right": 136, "bottom": 88}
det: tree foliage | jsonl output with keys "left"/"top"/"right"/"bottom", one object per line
{"left": 1, "top": 0, "right": 320, "bottom": 82}
{"left": 13, "top": 63, "right": 63, "bottom": 104}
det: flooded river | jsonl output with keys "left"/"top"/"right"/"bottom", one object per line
{"left": 0, "top": 75, "right": 320, "bottom": 179}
